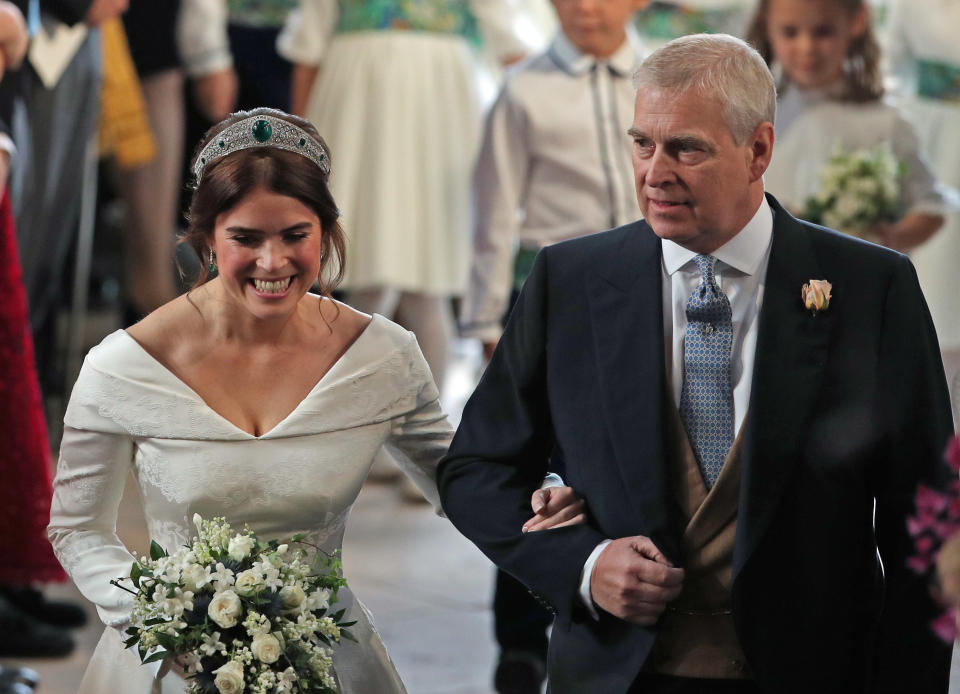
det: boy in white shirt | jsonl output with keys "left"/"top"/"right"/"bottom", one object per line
{"left": 462, "top": 0, "right": 647, "bottom": 363}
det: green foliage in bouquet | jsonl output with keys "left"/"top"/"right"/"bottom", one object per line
{"left": 111, "top": 515, "right": 355, "bottom": 694}
{"left": 802, "top": 144, "right": 907, "bottom": 238}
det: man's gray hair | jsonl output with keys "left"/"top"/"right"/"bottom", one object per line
{"left": 633, "top": 33, "right": 776, "bottom": 144}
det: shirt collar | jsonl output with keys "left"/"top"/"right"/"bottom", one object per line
{"left": 661, "top": 196, "right": 773, "bottom": 277}
{"left": 549, "top": 26, "right": 642, "bottom": 77}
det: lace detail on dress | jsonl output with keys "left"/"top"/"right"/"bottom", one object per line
{"left": 51, "top": 455, "right": 113, "bottom": 508}
{"left": 136, "top": 446, "right": 192, "bottom": 505}
{"left": 68, "top": 367, "right": 216, "bottom": 439}
{"left": 343, "top": 334, "right": 437, "bottom": 422}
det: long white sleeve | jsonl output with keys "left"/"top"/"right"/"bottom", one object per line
{"left": 276, "top": 0, "right": 338, "bottom": 66}
{"left": 890, "top": 113, "right": 948, "bottom": 216}
{"left": 48, "top": 426, "right": 138, "bottom": 628}
{"left": 384, "top": 337, "right": 454, "bottom": 513}
{"left": 176, "top": 0, "right": 233, "bottom": 77}
{"left": 460, "top": 81, "right": 532, "bottom": 342}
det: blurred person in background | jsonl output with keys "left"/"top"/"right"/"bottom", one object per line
{"left": 0, "top": 0, "right": 86, "bottom": 670}
{"left": 9, "top": 0, "right": 128, "bottom": 396}
{"left": 748, "top": 0, "right": 947, "bottom": 252}
{"left": 885, "top": 0, "right": 960, "bottom": 426}
{"left": 278, "top": 0, "right": 530, "bottom": 396}
{"left": 115, "top": 0, "right": 188, "bottom": 323}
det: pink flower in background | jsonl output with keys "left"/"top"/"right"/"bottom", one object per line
{"left": 931, "top": 609, "right": 958, "bottom": 643}
{"left": 908, "top": 436, "right": 960, "bottom": 642}
{"left": 915, "top": 484, "right": 949, "bottom": 515}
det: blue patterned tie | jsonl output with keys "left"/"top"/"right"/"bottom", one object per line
{"left": 679, "top": 254, "right": 734, "bottom": 488}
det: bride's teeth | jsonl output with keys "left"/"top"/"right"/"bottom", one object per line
{"left": 253, "top": 278, "right": 291, "bottom": 293}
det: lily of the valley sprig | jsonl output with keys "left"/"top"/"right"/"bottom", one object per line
{"left": 801, "top": 279, "right": 832, "bottom": 316}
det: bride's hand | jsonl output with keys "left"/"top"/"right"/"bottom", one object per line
{"left": 522, "top": 486, "right": 586, "bottom": 533}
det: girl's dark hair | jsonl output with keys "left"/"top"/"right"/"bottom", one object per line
{"left": 181, "top": 107, "right": 345, "bottom": 298}
{"left": 745, "top": 0, "right": 884, "bottom": 103}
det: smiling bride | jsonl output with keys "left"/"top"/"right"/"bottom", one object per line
{"left": 47, "top": 108, "right": 583, "bottom": 694}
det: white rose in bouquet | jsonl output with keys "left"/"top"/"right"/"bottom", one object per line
{"left": 213, "top": 659, "right": 246, "bottom": 694}
{"left": 208, "top": 589, "right": 243, "bottom": 628}
{"left": 280, "top": 584, "right": 306, "bottom": 610}
{"left": 251, "top": 633, "right": 282, "bottom": 664}
{"left": 228, "top": 534, "right": 256, "bottom": 562}
{"left": 234, "top": 569, "right": 264, "bottom": 597}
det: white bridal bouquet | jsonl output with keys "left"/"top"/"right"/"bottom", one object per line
{"left": 111, "top": 515, "right": 354, "bottom": 694}
{"left": 802, "top": 144, "right": 904, "bottom": 238}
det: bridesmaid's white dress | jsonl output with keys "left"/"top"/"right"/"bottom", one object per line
{"left": 48, "top": 314, "right": 453, "bottom": 693}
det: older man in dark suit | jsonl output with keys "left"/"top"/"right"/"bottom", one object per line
{"left": 439, "top": 33, "right": 953, "bottom": 694}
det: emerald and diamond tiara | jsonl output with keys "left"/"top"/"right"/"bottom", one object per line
{"left": 193, "top": 115, "right": 331, "bottom": 183}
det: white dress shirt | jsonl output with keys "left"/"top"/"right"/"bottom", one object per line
{"left": 578, "top": 197, "right": 774, "bottom": 617}
{"left": 460, "top": 30, "right": 644, "bottom": 342}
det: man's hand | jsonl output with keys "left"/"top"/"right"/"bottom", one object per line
{"left": 84, "top": 0, "right": 128, "bottom": 26}
{"left": 192, "top": 67, "right": 238, "bottom": 123}
{"left": 522, "top": 486, "right": 585, "bottom": 532}
{"left": 590, "top": 536, "right": 683, "bottom": 625}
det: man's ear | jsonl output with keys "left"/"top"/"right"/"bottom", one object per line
{"left": 747, "top": 121, "right": 775, "bottom": 182}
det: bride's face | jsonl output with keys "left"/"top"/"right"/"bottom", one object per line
{"left": 211, "top": 185, "right": 323, "bottom": 321}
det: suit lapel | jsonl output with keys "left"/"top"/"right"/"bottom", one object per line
{"left": 733, "top": 196, "right": 838, "bottom": 580}
{"left": 587, "top": 223, "right": 677, "bottom": 554}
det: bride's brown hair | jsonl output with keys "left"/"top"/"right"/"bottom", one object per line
{"left": 181, "top": 107, "right": 346, "bottom": 298}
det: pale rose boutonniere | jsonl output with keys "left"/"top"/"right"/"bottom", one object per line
{"left": 801, "top": 279, "right": 832, "bottom": 315}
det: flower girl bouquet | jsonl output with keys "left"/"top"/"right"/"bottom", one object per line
{"left": 802, "top": 144, "right": 905, "bottom": 239}
{"left": 112, "top": 515, "right": 355, "bottom": 694}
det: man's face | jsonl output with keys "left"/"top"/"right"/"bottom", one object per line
{"left": 629, "top": 87, "right": 770, "bottom": 254}
{"left": 551, "top": 0, "right": 646, "bottom": 58}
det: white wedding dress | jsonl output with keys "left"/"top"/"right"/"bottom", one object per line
{"left": 48, "top": 314, "right": 453, "bottom": 693}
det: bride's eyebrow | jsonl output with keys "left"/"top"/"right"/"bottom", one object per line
{"left": 225, "top": 222, "right": 314, "bottom": 234}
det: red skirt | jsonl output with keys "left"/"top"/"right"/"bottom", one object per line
{"left": 0, "top": 188, "right": 66, "bottom": 584}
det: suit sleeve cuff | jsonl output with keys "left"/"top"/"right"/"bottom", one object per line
{"left": 579, "top": 539, "right": 612, "bottom": 620}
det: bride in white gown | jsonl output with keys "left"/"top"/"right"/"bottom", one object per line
{"left": 47, "top": 108, "right": 584, "bottom": 693}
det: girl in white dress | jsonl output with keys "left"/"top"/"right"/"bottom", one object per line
{"left": 276, "top": 0, "right": 529, "bottom": 389}
{"left": 746, "top": 0, "right": 947, "bottom": 251}
{"left": 47, "top": 108, "right": 584, "bottom": 694}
